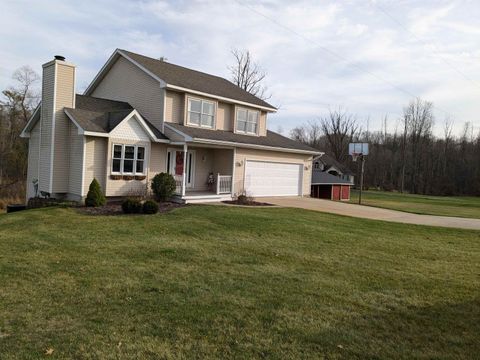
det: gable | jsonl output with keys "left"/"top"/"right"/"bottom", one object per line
{"left": 110, "top": 115, "right": 150, "bottom": 141}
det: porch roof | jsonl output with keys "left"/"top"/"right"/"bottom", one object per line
{"left": 165, "top": 123, "right": 320, "bottom": 154}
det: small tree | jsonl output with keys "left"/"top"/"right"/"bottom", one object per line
{"left": 85, "top": 178, "right": 106, "bottom": 207}
{"left": 151, "top": 173, "right": 176, "bottom": 201}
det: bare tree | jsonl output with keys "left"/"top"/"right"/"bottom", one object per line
{"left": 319, "top": 109, "right": 359, "bottom": 163}
{"left": 229, "top": 49, "right": 270, "bottom": 100}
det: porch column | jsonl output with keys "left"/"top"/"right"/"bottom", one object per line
{"left": 181, "top": 143, "right": 187, "bottom": 197}
{"left": 231, "top": 147, "right": 236, "bottom": 195}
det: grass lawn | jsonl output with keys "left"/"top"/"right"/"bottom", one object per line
{"left": 0, "top": 206, "right": 479, "bottom": 359}
{"left": 350, "top": 190, "right": 480, "bottom": 219}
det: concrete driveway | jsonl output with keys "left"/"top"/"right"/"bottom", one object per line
{"left": 261, "top": 196, "right": 480, "bottom": 230}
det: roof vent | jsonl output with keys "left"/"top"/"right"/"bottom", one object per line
{"left": 54, "top": 55, "right": 66, "bottom": 61}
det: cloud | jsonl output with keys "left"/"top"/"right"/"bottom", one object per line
{"left": 0, "top": 0, "right": 479, "bottom": 137}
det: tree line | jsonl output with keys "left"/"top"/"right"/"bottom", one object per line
{"left": 291, "top": 99, "right": 480, "bottom": 196}
{"left": 0, "top": 66, "right": 39, "bottom": 207}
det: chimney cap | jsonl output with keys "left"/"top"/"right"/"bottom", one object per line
{"left": 54, "top": 55, "right": 66, "bottom": 61}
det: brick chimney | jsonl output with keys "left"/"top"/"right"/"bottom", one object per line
{"left": 38, "top": 55, "right": 76, "bottom": 194}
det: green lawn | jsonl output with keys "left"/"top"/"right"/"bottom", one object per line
{"left": 350, "top": 190, "right": 480, "bottom": 218}
{"left": 0, "top": 206, "right": 479, "bottom": 359}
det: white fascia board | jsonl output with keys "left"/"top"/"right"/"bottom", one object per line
{"left": 312, "top": 182, "right": 351, "bottom": 185}
{"left": 117, "top": 50, "right": 167, "bottom": 87}
{"left": 166, "top": 84, "right": 277, "bottom": 112}
{"left": 191, "top": 138, "right": 322, "bottom": 155}
{"left": 64, "top": 109, "right": 86, "bottom": 135}
{"left": 20, "top": 102, "right": 42, "bottom": 138}
{"left": 83, "top": 50, "right": 121, "bottom": 95}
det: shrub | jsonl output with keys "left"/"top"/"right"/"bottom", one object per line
{"left": 236, "top": 191, "right": 254, "bottom": 205}
{"left": 121, "top": 198, "right": 142, "bottom": 214}
{"left": 85, "top": 178, "right": 106, "bottom": 207}
{"left": 151, "top": 173, "right": 176, "bottom": 201}
{"left": 143, "top": 200, "right": 159, "bottom": 214}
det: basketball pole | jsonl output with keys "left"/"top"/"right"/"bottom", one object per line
{"left": 359, "top": 155, "right": 365, "bottom": 205}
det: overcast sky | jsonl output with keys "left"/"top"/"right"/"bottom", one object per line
{"left": 1, "top": 0, "right": 479, "bottom": 136}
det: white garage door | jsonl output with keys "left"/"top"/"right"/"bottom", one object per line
{"left": 244, "top": 160, "right": 303, "bottom": 197}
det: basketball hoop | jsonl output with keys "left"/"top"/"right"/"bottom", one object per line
{"left": 351, "top": 152, "right": 361, "bottom": 162}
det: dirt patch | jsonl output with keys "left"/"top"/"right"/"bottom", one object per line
{"left": 77, "top": 201, "right": 185, "bottom": 216}
{"left": 222, "top": 200, "right": 274, "bottom": 206}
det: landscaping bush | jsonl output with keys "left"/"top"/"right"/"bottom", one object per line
{"left": 85, "top": 178, "right": 106, "bottom": 207}
{"left": 122, "top": 198, "right": 142, "bottom": 214}
{"left": 151, "top": 173, "right": 176, "bottom": 201}
{"left": 236, "top": 192, "right": 255, "bottom": 205}
{"left": 143, "top": 200, "right": 159, "bottom": 214}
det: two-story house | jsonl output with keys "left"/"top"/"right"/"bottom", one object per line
{"left": 21, "top": 49, "right": 319, "bottom": 203}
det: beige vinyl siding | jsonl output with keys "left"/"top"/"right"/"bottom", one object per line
{"left": 52, "top": 63, "right": 75, "bottom": 194}
{"left": 259, "top": 111, "right": 267, "bottom": 136}
{"left": 234, "top": 147, "right": 312, "bottom": 196}
{"left": 26, "top": 121, "right": 40, "bottom": 200}
{"left": 149, "top": 143, "right": 168, "bottom": 179}
{"left": 216, "top": 102, "right": 233, "bottom": 131}
{"left": 39, "top": 63, "right": 55, "bottom": 193}
{"left": 190, "top": 147, "right": 213, "bottom": 191}
{"left": 91, "top": 56, "right": 163, "bottom": 130}
{"left": 164, "top": 90, "right": 184, "bottom": 124}
{"left": 83, "top": 136, "right": 108, "bottom": 196}
{"left": 68, "top": 123, "right": 84, "bottom": 197}
{"left": 212, "top": 149, "right": 233, "bottom": 175}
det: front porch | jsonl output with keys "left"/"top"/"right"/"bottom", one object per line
{"left": 168, "top": 145, "right": 235, "bottom": 203}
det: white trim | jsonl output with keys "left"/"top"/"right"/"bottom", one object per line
{"left": 231, "top": 147, "right": 236, "bottom": 195}
{"left": 234, "top": 106, "right": 260, "bottom": 136}
{"left": 49, "top": 61, "right": 58, "bottom": 193}
{"left": 80, "top": 136, "right": 86, "bottom": 196}
{"left": 311, "top": 182, "right": 352, "bottom": 186}
{"left": 162, "top": 86, "right": 167, "bottom": 133}
{"left": 83, "top": 131, "right": 110, "bottom": 137}
{"left": 111, "top": 143, "right": 146, "bottom": 175}
{"left": 20, "top": 103, "right": 41, "bottom": 137}
{"left": 192, "top": 138, "right": 321, "bottom": 155}
{"left": 185, "top": 96, "right": 216, "bottom": 129}
{"left": 166, "top": 84, "right": 276, "bottom": 112}
{"left": 118, "top": 50, "right": 167, "bottom": 87}
{"left": 164, "top": 123, "right": 193, "bottom": 141}
{"left": 64, "top": 109, "right": 86, "bottom": 135}
{"left": 181, "top": 143, "right": 187, "bottom": 196}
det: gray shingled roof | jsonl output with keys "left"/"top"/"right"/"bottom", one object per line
{"left": 316, "top": 153, "right": 354, "bottom": 175}
{"left": 65, "top": 95, "right": 168, "bottom": 139}
{"left": 311, "top": 170, "right": 352, "bottom": 185}
{"left": 166, "top": 123, "right": 319, "bottom": 153}
{"left": 120, "top": 49, "right": 276, "bottom": 110}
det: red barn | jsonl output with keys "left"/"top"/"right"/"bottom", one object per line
{"left": 310, "top": 171, "right": 352, "bottom": 201}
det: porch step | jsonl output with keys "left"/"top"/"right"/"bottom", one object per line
{"left": 173, "top": 193, "right": 233, "bottom": 204}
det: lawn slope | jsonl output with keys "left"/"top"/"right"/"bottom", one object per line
{"left": 0, "top": 206, "right": 479, "bottom": 359}
{"left": 350, "top": 190, "right": 480, "bottom": 219}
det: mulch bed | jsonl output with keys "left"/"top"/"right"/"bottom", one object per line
{"left": 77, "top": 201, "right": 185, "bottom": 216}
{"left": 222, "top": 200, "right": 274, "bottom": 206}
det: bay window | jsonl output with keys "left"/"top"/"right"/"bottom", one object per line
{"left": 187, "top": 98, "right": 215, "bottom": 128}
{"left": 236, "top": 108, "right": 259, "bottom": 135}
{"left": 112, "top": 144, "right": 145, "bottom": 175}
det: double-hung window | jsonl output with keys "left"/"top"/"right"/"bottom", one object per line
{"left": 187, "top": 98, "right": 215, "bottom": 128}
{"left": 236, "top": 108, "right": 259, "bottom": 135}
{"left": 112, "top": 144, "right": 145, "bottom": 175}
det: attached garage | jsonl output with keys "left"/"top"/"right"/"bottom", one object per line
{"left": 244, "top": 160, "right": 303, "bottom": 197}
{"left": 311, "top": 171, "right": 351, "bottom": 201}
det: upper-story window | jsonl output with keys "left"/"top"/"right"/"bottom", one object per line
{"left": 112, "top": 144, "right": 145, "bottom": 175}
{"left": 187, "top": 98, "right": 215, "bottom": 128}
{"left": 236, "top": 108, "right": 259, "bottom": 135}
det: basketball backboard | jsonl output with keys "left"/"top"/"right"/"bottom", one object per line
{"left": 349, "top": 143, "right": 369, "bottom": 156}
